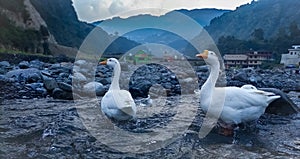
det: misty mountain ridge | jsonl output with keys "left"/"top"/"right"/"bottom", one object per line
{"left": 94, "top": 9, "right": 229, "bottom": 42}
{"left": 92, "top": 8, "right": 229, "bottom": 55}
{"left": 205, "top": 0, "right": 300, "bottom": 41}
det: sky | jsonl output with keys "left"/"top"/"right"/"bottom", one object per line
{"left": 72, "top": 0, "right": 253, "bottom": 22}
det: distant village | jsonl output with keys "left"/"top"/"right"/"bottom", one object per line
{"left": 223, "top": 45, "right": 300, "bottom": 69}
{"left": 122, "top": 45, "right": 300, "bottom": 70}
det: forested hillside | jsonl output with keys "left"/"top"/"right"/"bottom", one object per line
{"left": 205, "top": 0, "right": 300, "bottom": 41}
{"left": 186, "top": 0, "right": 300, "bottom": 60}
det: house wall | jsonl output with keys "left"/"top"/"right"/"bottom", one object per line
{"left": 280, "top": 45, "right": 300, "bottom": 66}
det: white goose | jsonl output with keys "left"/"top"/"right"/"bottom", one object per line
{"left": 100, "top": 58, "right": 136, "bottom": 121}
{"left": 196, "top": 50, "right": 280, "bottom": 133}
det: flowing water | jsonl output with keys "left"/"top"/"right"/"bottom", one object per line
{"left": 0, "top": 92, "right": 299, "bottom": 158}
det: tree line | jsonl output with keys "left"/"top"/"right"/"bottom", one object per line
{"left": 217, "top": 21, "right": 300, "bottom": 62}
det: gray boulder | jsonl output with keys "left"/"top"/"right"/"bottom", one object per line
{"left": 42, "top": 76, "right": 58, "bottom": 91}
{"left": 232, "top": 71, "right": 248, "bottom": 82}
{"left": 52, "top": 88, "right": 73, "bottom": 100}
{"left": 6, "top": 68, "right": 41, "bottom": 83}
{"left": 83, "top": 82, "right": 106, "bottom": 96}
{"left": 57, "top": 82, "right": 73, "bottom": 92}
{"left": 0, "top": 61, "right": 10, "bottom": 67}
{"left": 18, "top": 61, "right": 30, "bottom": 69}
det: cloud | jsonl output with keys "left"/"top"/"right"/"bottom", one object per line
{"left": 72, "top": 0, "right": 252, "bottom": 22}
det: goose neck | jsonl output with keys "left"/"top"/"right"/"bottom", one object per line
{"left": 207, "top": 64, "right": 219, "bottom": 85}
{"left": 110, "top": 63, "right": 121, "bottom": 90}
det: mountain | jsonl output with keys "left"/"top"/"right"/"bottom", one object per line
{"left": 176, "top": 9, "right": 231, "bottom": 27}
{"left": 0, "top": 0, "right": 138, "bottom": 56}
{"left": 205, "top": 0, "right": 300, "bottom": 41}
{"left": 29, "top": 0, "right": 111, "bottom": 49}
{"left": 94, "top": 9, "right": 229, "bottom": 42}
{"left": 93, "top": 9, "right": 228, "bottom": 56}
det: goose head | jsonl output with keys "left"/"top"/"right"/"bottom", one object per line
{"left": 100, "top": 58, "right": 119, "bottom": 67}
{"left": 196, "top": 50, "right": 219, "bottom": 66}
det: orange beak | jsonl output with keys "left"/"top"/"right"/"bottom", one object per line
{"left": 99, "top": 60, "right": 107, "bottom": 65}
{"left": 196, "top": 50, "right": 209, "bottom": 59}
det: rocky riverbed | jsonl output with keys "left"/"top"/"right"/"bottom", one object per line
{"left": 0, "top": 59, "right": 299, "bottom": 100}
{"left": 0, "top": 59, "right": 300, "bottom": 158}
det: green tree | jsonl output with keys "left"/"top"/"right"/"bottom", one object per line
{"left": 251, "top": 28, "right": 264, "bottom": 41}
{"left": 289, "top": 21, "right": 300, "bottom": 37}
{"left": 217, "top": 35, "right": 247, "bottom": 54}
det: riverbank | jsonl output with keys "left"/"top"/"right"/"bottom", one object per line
{"left": 0, "top": 59, "right": 299, "bottom": 100}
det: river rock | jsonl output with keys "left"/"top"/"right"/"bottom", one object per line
{"left": 42, "top": 76, "right": 58, "bottom": 91}
{"left": 129, "top": 80, "right": 153, "bottom": 98}
{"left": 0, "top": 61, "right": 11, "bottom": 74}
{"left": 260, "top": 88, "right": 299, "bottom": 115}
{"left": 0, "top": 61, "right": 10, "bottom": 67}
{"left": 52, "top": 88, "right": 73, "bottom": 100}
{"left": 83, "top": 82, "right": 106, "bottom": 96}
{"left": 72, "top": 72, "right": 87, "bottom": 83}
{"left": 98, "top": 78, "right": 111, "bottom": 85}
{"left": 27, "top": 73, "right": 41, "bottom": 83}
{"left": 194, "top": 65, "right": 209, "bottom": 72}
{"left": 49, "top": 63, "right": 72, "bottom": 75}
{"left": 74, "top": 60, "right": 87, "bottom": 66}
{"left": 18, "top": 61, "right": 30, "bottom": 69}
{"left": 57, "top": 82, "right": 73, "bottom": 92}
{"left": 29, "top": 60, "right": 44, "bottom": 69}
{"left": 25, "top": 83, "right": 43, "bottom": 90}
{"left": 6, "top": 68, "right": 41, "bottom": 83}
{"left": 232, "top": 71, "right": 248, "bottom": 82}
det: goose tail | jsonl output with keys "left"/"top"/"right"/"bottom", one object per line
{"left": 267, "top": 95, "right": 280, "bottom": 104}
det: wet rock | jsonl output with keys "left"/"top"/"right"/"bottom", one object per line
{"left": 49, "top": 64, "right": 72, "bottom": 75}
{"left": 41, "top": 70, "right": 52, "bottom": 77}
{"left": 249, "top": 75, "right": 257, "bottom": 83}
{"left": 130, "top": 80, "right": 153, "bottom": 98}
{"left": 0, "top": 61, "right": 11, "bottom": 74}
{"left": 52, "top": 88, "right": 73, "bottom": 100}
{"left": 194, "top": 65, "right": 209, "bottom": 72}
{"left": 0, "top": 61, "right": 10, "bottom": 67}
{"left": 0, "top": 74, "right": 6, "bottom": 81}
{"left": 6, "top": 68, "right": 41, "bottom": 83}
{"left": 29, "top": 60, "right": 44, "bottom": 69}
{"left": 74, "top": 60, "right": 87, "bottom": 66}
{"left": 25, "top": 83, "right": 43, "bottom": 90}
{"left": 28, "top": 73, "right": 41, "bottom": 83}
{"left": 57, "top": 82, "right": 73, "bottom": 92}
{"left": 0, "top": 67, "right": 7, "bottom": 74}
{"left": 96, "top": 65, "right": 110, "bottom": 74}
{"left": 25, "top": 83, "right": 47, "bottom": 97}
{"left": 72, "top": 72, "right": 87, "bottom": 83}
{"left": 36, "top": 87, "right": 47, "bottom": 96}
{"left": 260, "top": 88, "right": 299, "bottom": 115}
{"left": 232, "top": 71, "right": 248, "bottom": 82}
{"left": 56, "top": 72, "right": 71, "bottom": 83}
{"left": 42, "top": 76, "right": 58, "bottom": 91}
{"left": 83, "top": 82, "right": 106, "bottom": 96}
{"left": 18, "top": 61, "right": 30, "bottom": 69}
{"left": 98, "top": 78, "right": 111, "bottom": 85}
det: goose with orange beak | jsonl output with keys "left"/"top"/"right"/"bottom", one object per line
{"left": 99, "top": 58, "right": 136, "bottom": 121}
{"left": 196, "top": 50, "right": 280, "bottom": 136}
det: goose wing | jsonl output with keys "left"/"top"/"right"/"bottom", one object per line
{"left": 214, "top": 87, "right": 280, "bottom": 110}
